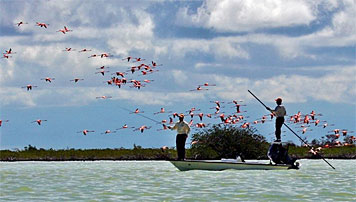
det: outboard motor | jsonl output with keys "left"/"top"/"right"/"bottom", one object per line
{"left": 267, "top": 142, "right": 296, "bottom": 165}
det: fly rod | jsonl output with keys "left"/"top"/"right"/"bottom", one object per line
{"left": 119, "top": 106, "right": 162, "bottom": 124}
{"left": 248, "top": 90, "right": 335, "bottom": 169}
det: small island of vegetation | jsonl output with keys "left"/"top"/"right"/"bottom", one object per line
{"left": 1, "top": 125, "right": 355, "bottom": 161}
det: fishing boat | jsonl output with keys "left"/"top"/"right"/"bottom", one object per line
{"left": 170, "top": 159, "right": 299, "bottom": 171}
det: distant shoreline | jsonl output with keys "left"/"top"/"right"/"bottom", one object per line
{"left": 1, "top": 145, "right": 355, "bottom": 161}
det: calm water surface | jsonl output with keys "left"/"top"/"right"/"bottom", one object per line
{"left": 1, "top": 160, "right": 355, "bottom": 201}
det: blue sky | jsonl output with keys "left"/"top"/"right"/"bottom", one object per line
{"left": 0, "top": 0, "right": 355, "bottom": 150}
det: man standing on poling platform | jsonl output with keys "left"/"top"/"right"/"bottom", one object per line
{"left": 266, "top": 97, "right": 286, "bottom": 142}
{"left": 169, "top": 114, "right": 190, "bottom": 160}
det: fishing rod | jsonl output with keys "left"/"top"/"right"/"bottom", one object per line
{"left": 248, "top": 90, "right": 336, "bottom": 170}
{"left": 119, "top": 106, "right": 162, "bottom": 124}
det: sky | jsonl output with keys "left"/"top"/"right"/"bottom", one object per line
{"left": 0, "top": 0, "right": 355, "bottom": 150}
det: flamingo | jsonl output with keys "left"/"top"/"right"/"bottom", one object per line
{"left": 97, "top": 66, "right": 109, "bottom": 70}
{"left": 41, "top": 77, "right": 55, "bottom": 83}
{"left": 36, "top": 22, "right": 49, "bottom": 28}
{"left": 63, "top": 48, "right": 76, "bottom": 52}
{"left": 130, "top": 108, "right": 144, "bottom": 114}
{"left": 200, "top": 82, "right": 216, "bottom": 87}
{"left": 198, "top": 113, "right": 204, "bottom": 121}
{"left": 110, "top": 71, "right": 124, "bottom": 77}
{"left": 100, "top": 53, "right": 110, "bottom": 58}
{"left": 70, "top": 78, "right": 84, "bottom": 83}
{"left": 342, "top": 130, "right": 354, "bottom": 136}
{"left": 79, "top": 48, "right": 91, "bottom": 52}
{"left": 151, "top": 61, "right": 162, "bottom": 67}
{"left": 122, "top": 56, "right": 132, "bottom": 62}
{"left": 96, "top": 96, "right": 112, "bottom": 99}
{"left": 116, "top": 124, "right": 134, "bottom": 130}
{"left": 190, "top": 86, "right": 208, "bottom": 91}
{"left": 154, "top": 108, "right": 172, "bottom": 115}
{"left": 143, "top": 79, "right": 154, "bottom": 83}
{"left": 16, "top": 21, "right": 28, "bottom": 26}
{"left": 157, "top": 124, "right": 169, "bottom": 131}
{"left": 210, "top": 101, "right": 223, "bottom": 108}
{"left": 161, "top": 146, "right": 169, "bottom": 151}
{"left": 77, "top": 130, "right": 95, "bottom": 136}
{"left": 0, "top": 120, "right": 9, "bottom": 127}
{"left": 95, "top": 70, "right": 109, "bottom": 76}
{"left": 22, "top": 85, "right": 38, "bottom": 91}
{"left": 2, "top": 54, "right": 11, "bottom": 59}
{"left": 133, "top": 57, "right": 145, "bottom": 62}
{"left": 4, "top": 48, "right": 16, "bottom": 54}
{"left": 31, "top": 119, "right": 47, "bottom": 125}
{"left": 88, "top": 54, "right": 99, "bottom": 58}
{"left": 101, "top": 130, "right": 116, "bottom": 134}
{"left": 56, "top": 28, "right": 67, "bottom": 34}
{"left": 134, "top": 125, "right": 151, "bottom": 133}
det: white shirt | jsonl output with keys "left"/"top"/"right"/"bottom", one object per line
{"left": 171, "top": 121, "right": 190, "bottom": 134}
{"left": 272, "top": 105, "right": 286, "bottom": 117}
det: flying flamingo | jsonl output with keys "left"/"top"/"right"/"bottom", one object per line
{"left": 154, "top": 108, "right": 172, "bottom": 115}
{"left": 157, "top": 124, "right": 169, "bottom": 131}
{"left": 190, "top": 86, "right": 208, "bottom": 91}
{"left": 113, "top": 71, "right": 125, "bottom": 77}
{"left": 122, "top": 56, "right": 132, "bottom": 62}
{"left": 130, "top": 108, "right": 144, "bottom": 114}
{"left": 16, "top": 21, "right": 28, "bottom": 26}
{"left": 151, "top": 61, "right": 162, "bottom": 67}
{"left": 70, "top": 78, "right": 84, "bottom": 83}
{"left": 100, "top": 53, "right": 110, "bottom": 58}
{"left": 133, "top": 57, "right": 145, "bottom": 62}
{"left": 96, "top": 96, "right": 112, "bottom": 99}
{"left": 210, "top": 101, "right": 224, "bottom": 108}
{"left": 95, "top": 70, "right": 109, "bottom": 76}
{"left": 0, "top": 120, "right": 9, "bottom": 127}
{"left": 116, "top": 124, "right": 135, "bottom": 130}
{"left": 36, "top": 22, "right": 49, "bottom": 28}
{"left": 143, "top": 79, "right": 154, "bottom": 83}
{"left": 134, "top": 125, "right": 151, "bottom": 133}
{"left": 77, "top": 130, "right": 95, "bottom": 136}
{"left": 79, "top": 48, "right": 91, "bottom": 52}
{"left": 101, "top": 130, "right": 116, "bottom": 134}
{"left": 31, "top": 119, "right": 47, "bottom": 125}
{"left": 41, "top": 77, "right": 55, "bottom": 83}
{"left": 88, "top": 54, "right": 99, "bottom": 58}
{"left": 200, "top": 83, "right": 216, "bottom": 87}
{"left": 63, "top": 48, "right": 76, "bottom": 52}
{"left": 22, "top": 85, "right": 38, "bottom": 91}
{"left": 4, "top": 48, "right": 16, "bottom": 54}
{"left": 2, "top": 54, "right": 11, "bottom": 59}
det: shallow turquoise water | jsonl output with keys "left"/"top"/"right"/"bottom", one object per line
{"left": 0, "top": 160, "right": 355, "bottom": 201}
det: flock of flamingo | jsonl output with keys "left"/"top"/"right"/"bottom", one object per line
{"left": 1, "top": 21, "right": 355, "bottom": 150}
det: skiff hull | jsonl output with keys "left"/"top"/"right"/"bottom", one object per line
{"left": 170, "top": 160, "right": 298, "bottom": 171}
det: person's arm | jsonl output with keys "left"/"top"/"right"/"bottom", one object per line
{"left": 169, "top": 123, "right": 178, "bottom": 130}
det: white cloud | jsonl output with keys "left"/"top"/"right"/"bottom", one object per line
{"left": 176, "top": 0, "right": 317, "bottom": 32}
{"left": 212, "top": 65, "right": 356, "bottom": 104}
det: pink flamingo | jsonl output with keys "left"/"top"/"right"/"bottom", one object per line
{"left": 36, "top": 22, "right": 49, "bottom": 28}
{"left": 41, "top": 77, "right": 55, "bottom": 83}
{"left": 31, "top": 119, "right": 47, "bottom": 125}
{"left": 70, "top": 78, "right": 84, "bottom": 83}
{"left": 77, "top": 130, "right": 95, "bottom": 136}
{"left": 0, "top": 120, "right": 9, "bottom": 127}
{"left": 22, "top": 85, "right": 38, "bottom": 91}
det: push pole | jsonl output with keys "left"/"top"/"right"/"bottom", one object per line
{"left": 248, "top": 90, "right": 335, "bottom": 169}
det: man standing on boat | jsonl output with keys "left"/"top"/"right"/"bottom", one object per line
{"left": 266, "top": 97, "right": 286, "bottom": 142}
{"left": 169, "top": 114, "right": 190, "bottom": 160}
